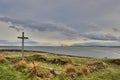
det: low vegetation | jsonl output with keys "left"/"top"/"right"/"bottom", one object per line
{"left": 0, "top": 50, "right": 120, "bottom": 80}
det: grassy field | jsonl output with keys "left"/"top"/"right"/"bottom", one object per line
{"left": 0, "top": 50, "right": 120, "bottom": 80}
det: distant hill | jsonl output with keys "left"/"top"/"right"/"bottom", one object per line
{"left": 71, "top": 42, "right": 120, "bottom": 47}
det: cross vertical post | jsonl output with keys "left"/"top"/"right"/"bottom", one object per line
{"left": 18, "top": 32, "right": 28, "bottom": 60}
{"left": 22, "top": 32, "right": 24, "bottom": 60}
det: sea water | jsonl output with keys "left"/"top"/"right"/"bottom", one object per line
{"left": 0, "top": 46, "right": 120, "bottom": 58}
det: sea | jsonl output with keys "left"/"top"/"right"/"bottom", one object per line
{"left": 0, "top": 46, "right": 120, "bottom": 58}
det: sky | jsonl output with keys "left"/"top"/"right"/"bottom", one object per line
{"left": 0, "top": 0, "right": 120, "bottom": 46}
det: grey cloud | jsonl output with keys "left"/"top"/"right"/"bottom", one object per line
{"left": 0, "top": 17, "right": 74, "bottom": 31}
{"left": 0, "top": 40, "right": 16, "bottom": 45}
{"left": 1, "top": 17, "right": 120, "bottom": 42}
{"left": 0, "top": 17, "right": 80, "bottom": 40}
{"left": 112, "top": 28, "right": 120, "bottom": 32}
{"left": 84, "top": 33, "right": 120, "bottom": 41}
{"left": 0, "top": 39, "right": 39, "bottom": 45}
{"left": 0, "top": 40, "right": 10, "bottom": 44}
{"left": 24, "top": 40, "right": 39, "bottom": 44}
{"left": 87, "top": 23, "right": 103, "bottom": 31}
{"left": 9, "top": 26, "right": 22, "bottom": 32}
{"left": 0, "top": 17, "right": 31, "bottom": 26}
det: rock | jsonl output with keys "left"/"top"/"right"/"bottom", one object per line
{"left": 108, "top": 59, "right": 120, "bottom": 65}
{"left": 51, "top": 58, "right": 68, "bottom": 65}
{"left": 6, "top": 57, "right": 20, "bottom": 63}
{"left": 51, "top": 57, "right": 72, "bottom": 65}
{"left": 37, "top": 71, "right": 50, "bottom": 78}
{"left": 50, "top": 69, "right": 58, "bottom": 76}
{"left": 87, "top": 62, "right": 106, "bottom": 72}
{"left": 31, "top": 55, "right": 47, "bottom": 62}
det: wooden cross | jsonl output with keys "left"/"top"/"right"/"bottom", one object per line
{"left": 18, "top": 32, "right": 28, "bottom": 60}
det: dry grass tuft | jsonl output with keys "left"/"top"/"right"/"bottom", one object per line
{"left": 16, "top": 60, "right": 27, "bottom": 68}
{"left": 0, "top": 55, "right": 7, "bottom": 63}
{"left": 27, "top": 62, "right": 40, "bottom": 75}
{"left": 64, "top": 63, "right": 76, "bottom": 73}
{"left": 62, "top": 63, "right": 78, "bottom": 78}
{"left": 81, "top": 66, "right": 89, "bottom": 74}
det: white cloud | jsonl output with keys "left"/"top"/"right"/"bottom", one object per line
{"left": 0, "top": 21, "right": 20, "bottom": 41}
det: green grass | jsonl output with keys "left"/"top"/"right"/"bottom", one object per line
{"left": 0, "top": 51, "right": 120, "bottom": 80}
{"left": 0, "top": 62, "right": 23, "bottom": 80}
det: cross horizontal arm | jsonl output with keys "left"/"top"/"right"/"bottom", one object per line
{"left": 18, "top": 37, "right": 28, "bottom": 39}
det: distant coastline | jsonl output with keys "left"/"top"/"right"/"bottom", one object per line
{"left": 69, "top": 46, "right": 120, "bottom": 48}
{"left": 0, "top": 45, "right": 120, "bottom": 47}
